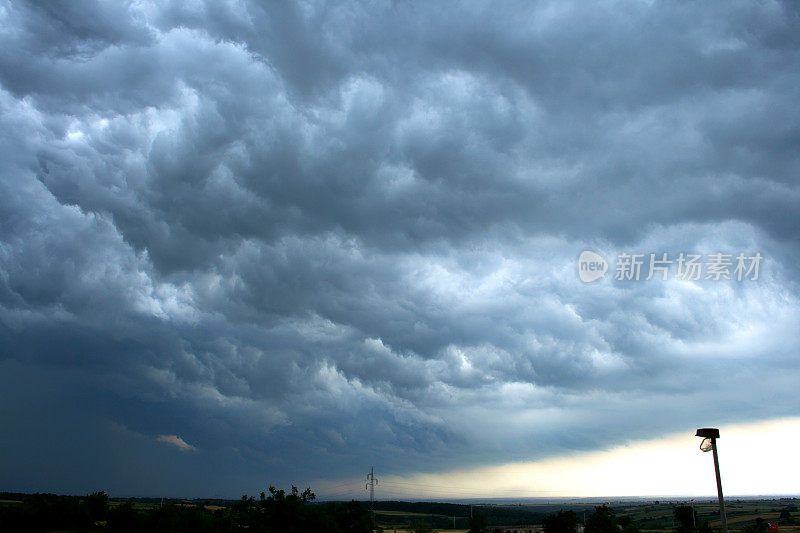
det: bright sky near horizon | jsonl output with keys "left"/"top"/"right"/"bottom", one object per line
{"left": 318, "top": 417, "right": 800, "bottom": 499}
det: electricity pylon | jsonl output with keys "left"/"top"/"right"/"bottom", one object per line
{"left": 365, "top": 466, "right": 378, "bottom": 528}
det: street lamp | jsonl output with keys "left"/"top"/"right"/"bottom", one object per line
{"left": 696, "top": 428, "right": 728, "bottom": 533}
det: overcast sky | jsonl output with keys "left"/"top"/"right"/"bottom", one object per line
{"left": 0, "top": 0, "right": 798, "bottom": 499}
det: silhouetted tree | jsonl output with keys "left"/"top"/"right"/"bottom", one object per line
{"left": 469, "top": 509, "right": 489, "bottom": 533}
{"left": 674, "top": 505, "right": 697, "bottom": 533}
{"left": 618, "top": 514, "right": 640, "bottom": 533}
{"left": 2, "top": 487, "right": 370, "bottom": 533}
{"left": 743, "top": 517, "right": 769, "bottom": 533}
{"left": 328, "top": 500, "right": 372, "bottom": 533}
{"left": 544, "top": 509, "right": 580, "bottom": 533}
{"left": 107, "top": 501, "right": 146, "bottom": 532}
{"left": 0, "top": 493, "right": 91, "bottom": 532}
{"left": 585, "top": 505, "right": 618, "bottom": 533}
{"left": 85, "top": 491, "right": 109, "bottom": 523}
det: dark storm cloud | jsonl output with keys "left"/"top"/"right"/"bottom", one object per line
{"left": 0, "top": 0, "right": 798, "bottom": 496}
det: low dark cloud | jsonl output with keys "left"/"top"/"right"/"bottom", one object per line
{"left": 0, "top": 0, "right": 798, "bottom": 497}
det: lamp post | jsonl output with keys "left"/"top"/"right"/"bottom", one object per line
{"left": 696, "top": 428, "right": 728, "bottom": 533}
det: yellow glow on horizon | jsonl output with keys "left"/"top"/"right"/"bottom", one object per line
{"left": 331, "top": 417, "right": 800, "bottom": 499}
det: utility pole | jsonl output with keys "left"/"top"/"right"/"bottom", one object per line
{"left": 710, "top": 439, "right": 728, "bottom": 533}
{"left": 696, "top": 428, "right": 728, "bottom": 533}
{"left": 366, "top": 466, "right": 378, "bottom": 529}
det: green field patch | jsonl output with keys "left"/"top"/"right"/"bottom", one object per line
{"left": 376, "top": 510, "right": 443, "bottom": 517}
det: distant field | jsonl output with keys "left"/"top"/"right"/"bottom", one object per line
{"left": 378, "top": 528, "right": 470, "bottom": 532}
{"left": 109, "top": 500, "right": 163, "bottom": 510}
{"left": 377, "top": 509, "right": 443, "bottom": 516}
{"left": 375, "top": 508, "right": 472, "bottom": 529}
{"left": 373, "top": 498, "right": 798, "bottom": 532}
{"left": 109, "top": 500, "right": 228, "bottom": 511}
{"left": 3, "top": 493, "right": 797, "bottom": 531}
{"left": 613, "top": 498, "right": 800, "bottom": 533}
{"left": 383, "top": 530, "right": 469, "bottom": 533}
{"left": 96, "top": 496, "right": 797, "bottom": 531}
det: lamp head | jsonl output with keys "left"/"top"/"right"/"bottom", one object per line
{"left": 695, "top": 428, "right": 720, "bottom": 439}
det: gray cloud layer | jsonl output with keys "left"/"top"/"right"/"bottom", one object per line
{"left": 0, "top": 0, "right": 798, "bottom": 497}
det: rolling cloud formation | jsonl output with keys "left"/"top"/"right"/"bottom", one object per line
{"left": 0, "top": 0, "right": 798, "bottom": 497}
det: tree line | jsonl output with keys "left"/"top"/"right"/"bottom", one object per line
{"left": 0, "top": 486, "right": 371, "bottom": 533}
